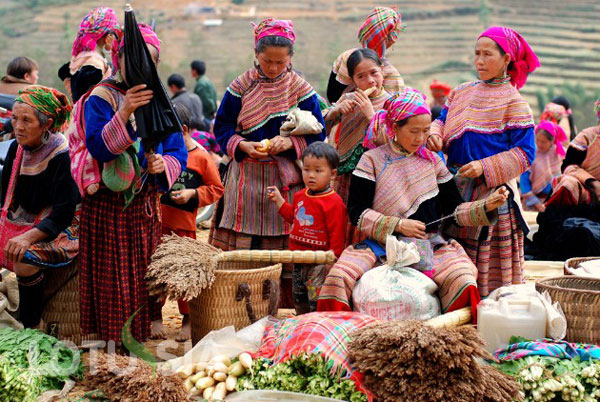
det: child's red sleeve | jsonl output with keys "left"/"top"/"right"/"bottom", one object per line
{"left": 325, "top": 196, "right": 348, "bottom": 258}
{"left": 278, "top": 201, "right": 295, "bottom": 224}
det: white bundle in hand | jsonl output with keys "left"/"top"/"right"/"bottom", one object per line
{"left": 280, "top": 107, "right": 324, "bottom": 137}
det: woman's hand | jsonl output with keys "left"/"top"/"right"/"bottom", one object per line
{"left": 427, "top": 134, "right": 443, "bottom": 152}
{"left": 146, "top": 153, "right": 165, "bottom": 174}
{"left": 266, "top": 186, "right": 285, "bottom": 209}
{"left": 4, "top": 233, "right": 34, "bottom": 263}
{"left": 170, "top": 189, "right": 196, "bottom": 204}
{"left": 396, "top": 219, "right": 427, "bottom": 239}
{"left": 485, "top": 186, "right": 509, "bottom": 211}
{"left": 119, "top": 84, "right": 153, "bottom": 122}
{"left": 335, "top": 98, "right": 356, "bottom": 116}
{"left": 533, "top": 202, "right": 546, "bottom": 212}
{"left": 458, "top": 160, "right": 484, "bottom": 178}
{"left": 354, "top": 90, "right": 375, "bottom": 121}
{"left": 268, "top": 136, "right": 293, "bottom": 155}
{"left": 238, "top": 141, "right": 269, "bottom": 159}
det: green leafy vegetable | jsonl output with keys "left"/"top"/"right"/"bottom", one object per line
{"left": 492, "top": 355, "right": 600, "bottom": 401}
{"left": 236, "top": 353, "right": 367, "bottom": 401}
{"left": 0, "top": 328, "right": 83, "bottom": 401}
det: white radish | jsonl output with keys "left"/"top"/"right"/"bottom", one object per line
{"left": 239, "top": 353, "right": 253, "bottom": 370}
{"left": 196, "top": 376, "right": 215, "bottom": 390}
{"left": 213, "top": 371, "right": 227, "bottom": 382}
{"left": 212, "top": 382, "right": 227, "bottom": 400}
{"left": 211, "top": 362, "right": 229, "bottom": 373}
{"left": 209, "top": 355, "right": 232, "bottom": 366}
{"left": 189, "top": 387, "right": 202, "bottom": 397}
{"left": 363, "top": 87, "right": 377, "bottom": 97}
{"left": 190, "top": 371, "right": 206, "bottom": 384}
{"left": 194, "top": 362, "right": 208, "bottom": 372}
{"left": 177, "top": 364, "right": 195, "bottom": 379}
{"left": 228, "top": 361, "right": 245, "bottom": 377}
{"left": 183, "top": 378, "right": 194, "bottom": 392}
{"left": 225, "top": 375, "right": 237, "bottom": 391}
{"left": 203, "top": 386, "right": 214, "bottom": 400}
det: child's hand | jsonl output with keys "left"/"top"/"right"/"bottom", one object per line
{"left": 267, "top": 186, "right": 285, "bottom": 208}
{"left": 355, "top": 89, "right": 375, "bottom": 121}
{"left": 170, "top": 189, "right": 195, "bottom": 204}
{"left": 336, "top": 98, "right": 356, "bottom": 115}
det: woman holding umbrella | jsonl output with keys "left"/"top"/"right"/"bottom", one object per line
{"left": 79, "top": 23, "right": 187, "bottom": 344}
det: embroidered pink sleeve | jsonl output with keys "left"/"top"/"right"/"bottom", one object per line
{"left": 357, "top": 209, "right": 401, "bottom": 244}
{"left": 101, "top": 112, "right": 135, "bottom": 155}
{"left": 162, "top": 154, "right": 182, "bottom": 190}
{"left": 480, "top": 147, "right": 530, "bottom": 188}
{"left": 453, "top": 199, "right": 496, "bottom": 227}
{"left": 226, "top": 134, "right": 246, "bottom": 158}
{"left": 289, "top": 136, "right": 308, "bottom": 160}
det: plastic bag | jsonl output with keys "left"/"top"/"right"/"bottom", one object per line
{"left": 164, "top": 316, "right": 276, "bottom": 372}
{"left": 279, "top": 107, "right": 324, "bottom": 137}
{"left": 352, "top": 236, "right": 441, "bottom": 321}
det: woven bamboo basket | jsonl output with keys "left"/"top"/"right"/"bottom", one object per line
{"left": 42, "top": 260, "right": 97, "bottom": 346}
{"left": 188, "top": 250, "right": 335, "bottom": 344}
{"left": 564, "top": 256, "right": 600, "bottom": 275}
{"left": 535, "top": 276, "right": 600, "bottom": 344}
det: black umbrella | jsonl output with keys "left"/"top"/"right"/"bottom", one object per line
{"left": 123, "top": 5, "right": 182, "bottom": 151}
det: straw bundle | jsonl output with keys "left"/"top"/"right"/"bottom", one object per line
{"left": 84, "top": 353, "right": 189, "bottom": 401}
{"left": 348, "top": 321, "right": 520, "bottom": 402}
{"left": 146, "top": 235, "right": 220, "bottom": 301}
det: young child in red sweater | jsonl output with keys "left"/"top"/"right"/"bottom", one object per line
{"left": 268, "top": 141, "right": 347, "bottom": 313}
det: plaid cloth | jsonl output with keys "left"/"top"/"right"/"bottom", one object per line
{"left": 357, "top": 7, "right": 404, "bottom": 58}
{"left": 255, "top": 311, "right": 379, "bottom": 399}
{"left": 494, "top": 339, "right": 600, "bottom": 362}
{"left": 79, "top": 185, "right": 162, "bottom": 342}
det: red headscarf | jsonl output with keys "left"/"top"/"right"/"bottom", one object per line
{"left": 72, "top": 7, "right": 119, "bottom": 57}
{"left": 536, "top": 120, "right": 567, "bottom": 158}
{"left": 478, "top": 26, "right": 540, "bottom": 89}
{"left": 429, "top": 80, "right": 451, "bottom": 97}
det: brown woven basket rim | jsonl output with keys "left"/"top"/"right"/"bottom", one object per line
{"left": 535, "top": 275, "right": 600, "bottom": 295}
{"left": 214, "top": 262, "right": 282, "bottom": 274}
{"left": 564, "top": 256, "right": 600, "bottom": 269}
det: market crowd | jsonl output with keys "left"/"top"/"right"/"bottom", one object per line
{"left": 0, "top": 5, "right": 599, "bottom": 347}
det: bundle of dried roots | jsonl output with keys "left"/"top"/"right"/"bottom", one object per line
{"left": 84, "top": 353, "right": 189, "bottom": 401}
{"left": 348, "top": 321, "right": 520, "bottom": 402}
{"left": 146, "top": 235, "right": 220, "bottom": 301}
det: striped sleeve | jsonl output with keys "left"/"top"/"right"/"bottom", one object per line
{"left": 453, "top": 199, "right": 496, "bottom": 227}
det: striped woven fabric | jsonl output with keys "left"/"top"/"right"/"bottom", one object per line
{"left": 529, "top": 148, "right": 562, "bottom": 195}
{"left": 20, "top": 134, "right": 68, "bottom": 176}
{"left": 461, "top": 204, "right": 524, "bottom": 297}
{"left": 226, "top": 68, "right": 315, "bottom": 135}
{"left": 570, "top": 126, "right": 600, "bottom": 178}
{"left": 432, "top": 80, "right": 534, "bottom": 147}
{"left": 494, "top": 339, "right": 600, "bottom": 361}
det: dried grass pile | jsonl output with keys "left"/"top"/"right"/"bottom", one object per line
{"left": 84, "top": 353, "right": 189, "bottom": 401}
{"left": 146, "top": 235, "right": 220, "bottom": 301}
{"left": 348, "top": 321, "right": 520, "bottom": 402}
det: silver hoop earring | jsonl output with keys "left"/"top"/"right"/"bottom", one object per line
{"left": 41, "top": 131, "right": 50, "bottom": 144}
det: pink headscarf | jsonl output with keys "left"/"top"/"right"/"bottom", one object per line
{"left": 252, "top": 18, "right": 296, "bottom": 47}
{"left": 364, "top": 88, "right": 435, "bottom": 161}
{"left": 536, "top": 120, "right": 567, "bottom": 158}
{"left": 113, "top": 23, "right": 161, "bottom": 71}
{"left": 72, "top": 7, "right": 119, "bottom": 57}
{"left": 478, "top": 26, "right": 540, "bottom": 90}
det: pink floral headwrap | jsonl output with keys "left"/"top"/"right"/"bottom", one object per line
{"left": 72, "top": 7, "right": 119, "bottom": 57}
{"left": 252, "top": 18, "right": 296, "bottom": 47}
{"left": 364, "top": 88, "right": 434, "bottom": 161}
{"left": 479, "top": 26, "right": 540, "bottom": 90}
{"left": 536, "top": 120, "right": 567, "bottom": 158}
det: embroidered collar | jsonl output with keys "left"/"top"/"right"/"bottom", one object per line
{"left": 389, "top": 140, "right": 413, "bottom": 157}
{"left": 255, "top": 66, "right": 289, "bottom": 83}
{"left": 483, "top": 76, "right": 511, "bottom": 86}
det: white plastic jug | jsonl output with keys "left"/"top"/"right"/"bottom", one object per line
{"left": 477, "top": 297, "right": 547, "bottom": 354}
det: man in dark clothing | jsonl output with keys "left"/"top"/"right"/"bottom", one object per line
{"left": 190, "top": 60, "right": 218, "bottom": 121}
{"left": 167, "top": 73, "right": 206, "bottom": 131}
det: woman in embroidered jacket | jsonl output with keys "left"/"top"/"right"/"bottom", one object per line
{"left": 327, "top": 7, "right": 405, "bottom": 104}
{"left": 520, "top": 121, "right": 566, "bottom": 212}
{"left": 1, "top": 86, "right": 78, "bottom": 329}
{"left": 317, "top": 88, "right": 509, "bottom": 317}
{"left": 546, "top": 98, "right": 600, "bottom": 206}
{"left": 79, "top": 24, "right": 187, "bottom": 343}
{"left": 210, "top": 19, "right": 325, "bottom": 306}
{"left": 427, "top": 26, "right": 538, "bottom": 297}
